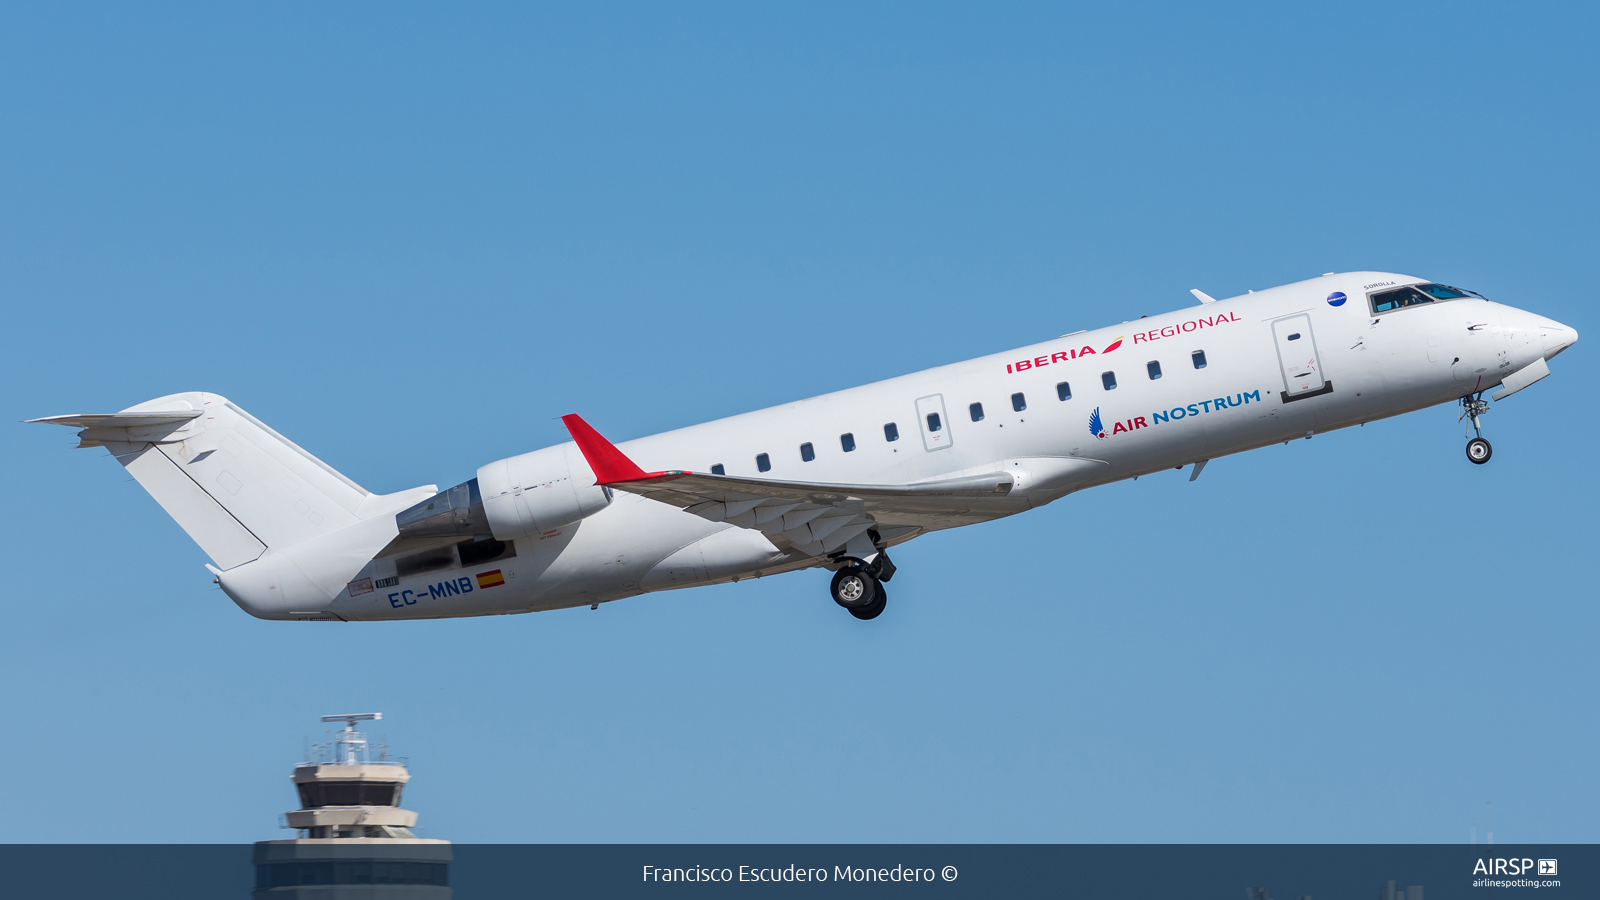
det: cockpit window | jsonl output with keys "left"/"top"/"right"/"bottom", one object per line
{"left": 1370, "top": 286, "right": 1432, "bottom": 312}
{"left": 1372, "top": 282, "right": 1483, "bottom": 313}
{"left": 1415, "top": 283, "right": 1472, "bottom": 300}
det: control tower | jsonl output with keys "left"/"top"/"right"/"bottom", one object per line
{"left": 253, "top": 714, "right": 452, "bottom": 898}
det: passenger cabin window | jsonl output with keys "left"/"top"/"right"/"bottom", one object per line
{"left": 926, "top": 412, "right": 942, "bottom": 432}
{"left": 1102, "top": 371, "right": 1117, "bottom": 390}
{"left": 1147, "top": 361, "right": 1162, "bottom": 380}
{"left": 1287, "top": 332, "right": 1301, "bottom": 341}
{"left": 840, "top": 433, "right": 855, "bottom": 452}
{"left": 800, "top": 442, "right": 815, "bottom": 462}
{"left": 969, "top": 402, "right": 984, "bottom": 422}
{"left": 711, "top": 464, "right": 725, "bottom": 476}
{"left": 884, "top": 423, "right": 899, "bottom": 442}
{"left": 756, "top": 453, "right": 771, "bottom": 472}
{"left": 1192, "top": 350, "right": 1207, "bottom": 369}
{"left": 1057, "top": 381, "right": 1071, "bottom": 401}
{"left": 1011, "top": 392, "right": 1026, "bottom": 412}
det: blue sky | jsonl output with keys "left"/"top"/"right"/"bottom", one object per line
{"left": 1, "top": 2, "right": 1595, "bottom": 843}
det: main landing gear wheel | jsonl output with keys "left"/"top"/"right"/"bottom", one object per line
{"left": 830, "top": 566, "right": 878, "bottom": 610}
{"left": 849, "top": 583, "right": 887, "bottom": 620}
{"left": 1466, "top": 437, "right": 1492, "bottom": 465}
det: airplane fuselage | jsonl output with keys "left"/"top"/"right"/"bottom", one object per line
{"left": 37, "top": 271, "right": 1573, "bottom": 622}
{"left": 237, "top": 271, "right": 1565, "bottom": 621}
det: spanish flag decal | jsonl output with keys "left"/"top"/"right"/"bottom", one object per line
{"left": 476, "top": 569, "right": 506, "bottom": 589}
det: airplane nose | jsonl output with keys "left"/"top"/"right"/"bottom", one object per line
{"left": 1543, "top": 321, "right": 1579, "bottom": 360}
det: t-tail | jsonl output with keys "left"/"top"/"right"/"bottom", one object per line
{"left": 29, "top": 392, "right": 436, "bottom": 619}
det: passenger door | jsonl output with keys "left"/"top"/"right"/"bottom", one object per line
{"left": 1271, "top": 315, "right": 1327, "bottom": 398}
{"left": 915, "top": 394, "right": 952, "bottom": 452}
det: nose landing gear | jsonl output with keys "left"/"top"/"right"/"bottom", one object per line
{"left": 1459, "top": 393, "right": 1492, "bottom": 465}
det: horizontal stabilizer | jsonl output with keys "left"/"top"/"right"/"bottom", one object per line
{"left": 28, "top": 411, "right": 203, "bottom": 447}
{"left": 28, "top": 411, "right": 202, "bottom": 428}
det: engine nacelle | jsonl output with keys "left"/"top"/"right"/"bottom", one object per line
{"left": 477, "top": 442, "right": 610, "bottom": 541}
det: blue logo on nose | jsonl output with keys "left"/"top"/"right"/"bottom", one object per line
{"left": 1327, "top": 291, "right": 1347, "bottom": 307}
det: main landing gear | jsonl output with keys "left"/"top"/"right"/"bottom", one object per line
{"left": 830, "top": 551, "right": 895, "bottom": 621}
{"left": 1459, "top": 392, "right": 1493, "bottom": 465}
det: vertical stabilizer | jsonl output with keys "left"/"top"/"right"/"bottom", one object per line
{"left": 31, "top": 392, "right": 379, "bottom": 568}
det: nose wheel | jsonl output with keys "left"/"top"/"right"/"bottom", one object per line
{"left": 1459, "top": 393, "right": 1493, "bottom": 465}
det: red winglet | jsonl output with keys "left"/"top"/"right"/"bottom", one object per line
{"left": 561, "top": 414, "right": 660, "bottom": 485}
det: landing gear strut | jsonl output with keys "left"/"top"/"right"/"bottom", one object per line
{"left": 829, "top": 549, "right": 894, "bottom": 620}
{"left": 1459, "top": 393, "right": 1492, "bottom": 465}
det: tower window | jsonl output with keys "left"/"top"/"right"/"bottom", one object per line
{"left": 800, "top": 442, "right": 815, "bottom": 462}
{"left": 1192, "top": 350, "right": 1207, "bottom": 369}
{"left": 1057, "top": 382, "right": 1071, "bottom": 401}
{"left": 756, "top": 453, "right": 771, "bottom": 473}
{"left": 297, "top": 781, "right": 401, "bottom": 808}
{"left": 884, "top": 423, "right": 899, "bottom": 442}
{"left": 969, "top": 402, "right": 984, "bottom": 422}
{"left": 1147, "top": 361, "right": 1162, "bottom": 380}
{"left": 840, "top": 433, "right": 855, "bottom": 452}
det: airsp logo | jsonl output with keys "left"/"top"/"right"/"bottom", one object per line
{"left": 1539, "top": 859, "right": 1558, "bottom": 876}
{"left": 1473, "top": 858, "right": 1543, "bottom": 876}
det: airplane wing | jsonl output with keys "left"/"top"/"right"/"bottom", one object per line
{"left": 561, "top": 414, "right": 1022, "bottom": 558}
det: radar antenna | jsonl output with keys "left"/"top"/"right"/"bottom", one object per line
{"left": 320, "top": 713, "right": 381, "bottom": 765}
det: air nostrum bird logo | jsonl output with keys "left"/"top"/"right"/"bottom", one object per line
{"left": 1089, "top": 407, "right": 1107, "bottom": 439}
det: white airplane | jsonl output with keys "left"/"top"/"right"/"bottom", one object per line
{"left": 33, "top": 272, "right": 1576, "bottom": 622}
